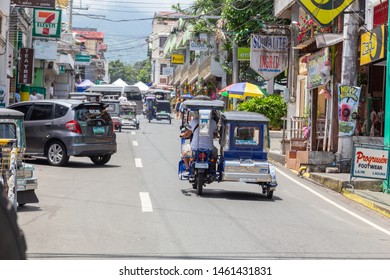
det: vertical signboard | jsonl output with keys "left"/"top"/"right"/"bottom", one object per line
{"left": 307, "top": 48, "right": 331, "bottom": 89}
{"left": 250, "top": 34, "right": 288, "bottom": 81}
{"left": 18, "top": 48, "right": 34, "bottom": 85}
{"left": 338, "top": 84, "right": 361, "bottom": 137}
{"left": 32, "top": 8, "right": 62, "bottom": 38}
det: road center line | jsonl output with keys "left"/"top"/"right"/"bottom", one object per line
{"left": 139, "top": 192, "right": 153, "bottom": 212}
{"left": 135, "top": 158, "right": 143, "bottom": 168}
{"left": 132, "top": 140, "right": 138, "bottom": 146}
{"left": 131, "top": 131, "right": 136, "bottom": 135}
{"left": 276, "top": 167, "right": 390, "bottom": 236}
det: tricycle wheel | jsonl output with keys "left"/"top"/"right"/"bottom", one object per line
{"left": 169, "top": 117, "right": 171, "bottom": 124}
{"left": 118, "top": 126, "right": 122, "bottom": 132}
{"left": 266, "top": 186, "right": 273, "bottom": 199}
{"left": 196, "top": 172, "right": 204, "bottom": 195}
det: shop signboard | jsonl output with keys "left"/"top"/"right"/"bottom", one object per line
{"left": 32, "top": 8, "right": 62, "bottom": 38}
{"left": 162, "top": 67, "right": 173, "bottom": 76}
{"left": 189, "top": 34, "right": 208, "bottom": 51}
{"left": 18, "top": 48, "right": 34, "bottom": 85}
{"left": 297, "top": 0, "right": 354, "bottom": 26}
{"left": 238, "top": 47, "right": 250, "bottom": 61}
{"left": 75, "top": 54, "right": 91, "bottom": 65}
{"left": 171, "top": 54, "right": 184, "bottom": 64}
{"left": 11, "top": 0, "right": 55, "bottom": 9}
{"left": 360, "top": 25, "right": 386, "bottom": 66}
{"left": 250, "top": 34, "right": 288, "bottom": 81}
{"left": 352, "top": 146, "right": 389, "bottom": 180}
{"left": 33, "top": 39, "right": 57, "bottom": 60}
{"left": 338, "top": 84, "right": 361, "bottom": 137}
{"left": 307, "top": 48, "right": 331, "bottom": 89}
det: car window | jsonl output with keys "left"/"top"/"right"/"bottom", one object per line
{"left": 29, "top": 104, "right": 53, "bottom": 121}
{"left": 9, "top": 104, "right": 31, "bottom": 120}
{"left": 75, "top": 106, "right": 111, "bottom": 123}
{"left": 54, "top": 104, "right": 69, "bottom": 119}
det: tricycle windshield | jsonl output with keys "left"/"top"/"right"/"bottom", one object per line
{"left": 0, "top": 123, "right": 17, "bottom": 139}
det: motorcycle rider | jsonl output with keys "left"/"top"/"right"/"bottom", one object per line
{"left": 180, "top": 110, "right": 218, "bottom": 177}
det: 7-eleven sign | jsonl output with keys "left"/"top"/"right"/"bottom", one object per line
{"left": 33, "top": 8, "right": 62, "bottom": 38}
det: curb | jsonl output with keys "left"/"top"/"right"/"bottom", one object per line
{"left": 342, "top": 190, "right": 390, "bottom": 219}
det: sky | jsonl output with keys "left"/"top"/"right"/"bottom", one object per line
{"left": 70, "top": 0, "right": 194, "bottom": 64}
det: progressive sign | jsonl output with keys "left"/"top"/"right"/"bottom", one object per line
{"left": 352, "top": 146, "right": 389, "bottom": 180}
{"left": 250, "top": 34, "right": 288, "bottom": 81}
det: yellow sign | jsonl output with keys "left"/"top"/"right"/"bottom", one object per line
{"left": 298, "top": 0, "right": 355, "bottom": 26}
{"left": 360, "top": 25, "right": 386, "bottom": 66}
{"left": 171, "top": 54, "right": 184, "bottom": 64}
{"left": 56, "top": 0, "right": 69, "bottom": 8}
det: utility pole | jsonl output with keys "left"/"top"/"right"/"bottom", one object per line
{"left": 383, "top": 1, "right": 390, "bottom": 193}
{"left": 337, "top": 1, "right": 359, "bottom": 162}
{"left": 69, "top": 0, "right": 73, "bottom": 32}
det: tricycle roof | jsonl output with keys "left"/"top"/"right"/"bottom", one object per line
{"left": 182, "top": 99, "right": 224, "bottom": 110}
{"left": 221, "top": 111, "right": 269, "bottom": 123}
{"left": 0, "top": 108, "right": 24, "bottom": 119}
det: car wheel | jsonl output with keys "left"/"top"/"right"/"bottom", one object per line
{"left": 90, "top": 154, "right": 111, "bottom": 165}
{"left": 47, "top": 141, "right": 69, "bottom": 166}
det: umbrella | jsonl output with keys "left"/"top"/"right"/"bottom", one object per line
{"left": 219, "top": 82, "right": 266, "bottom": 99}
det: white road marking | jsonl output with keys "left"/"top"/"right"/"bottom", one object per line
{"left": 135, "top": 158, "right": 143, "bottom": 168}
{"left": 132, "top": 140, "right": 138, "bottom": 146}
{"left": 131, "top": 131, "right": 136, "bottom": 135}
{"left": 276, "top": 167, "right": 390, "bottom": 236}
{"left": 139, "top": 192, "right": 153, "bottom": 212}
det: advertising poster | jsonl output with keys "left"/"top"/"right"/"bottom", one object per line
{"left": 307, "top": 48, "right": 331, "bottom": 89}
{"left": 352, "top": 146, "right": 389, "bottom": 180}
{"left": 250, "top": 34, "right": 288, "bottom": 80}
{"left": 338, "top": 84, "right": 361, "bottom": 136}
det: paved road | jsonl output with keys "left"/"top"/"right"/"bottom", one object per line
{"left": 17, "top": 116, "right": 390, "bottom": 259}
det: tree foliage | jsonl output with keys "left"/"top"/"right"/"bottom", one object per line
{"left": 108, "top": 59, "right": 151, "bottom": 84}
{"left": 238, "top": 95, "right": 287, "bottom": 129}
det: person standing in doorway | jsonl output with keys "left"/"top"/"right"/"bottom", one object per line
{"left": 29, "top": 90, "right": 38, "bottom": 101}
{"left": 370, "top": 107, "right": 378, "bottom": 137}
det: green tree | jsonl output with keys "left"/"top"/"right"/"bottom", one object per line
{"left": 238, "top": 95, "right": 287, "bottom": 130}
{"left": 108, "top": 59, "right": 151, "bottom": 84}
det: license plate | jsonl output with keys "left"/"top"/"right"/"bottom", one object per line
{"left": 195, "top": 162, "right": 209, "bottom": 169}
{"left": 239, "top": 178, "right": 257, "bottom": 182}
{"left": 93, "top": 126, "right": 105, "bottom": 134}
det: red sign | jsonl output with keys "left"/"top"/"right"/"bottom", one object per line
{"left": 374, "top": 1, "right": 388, "bottom": 27}
{"left": 18, "top": 48, "right": 34, "bottom": 85}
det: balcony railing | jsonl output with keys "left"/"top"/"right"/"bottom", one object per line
{"left": 199, "top": 56, "right": 211, "bottom": 78}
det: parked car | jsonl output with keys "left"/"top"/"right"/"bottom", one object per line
{"left": 8, "top": 100, "right": 117, "bottom": 166}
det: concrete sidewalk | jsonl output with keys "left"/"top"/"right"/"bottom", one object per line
{"left": 268, "top": 130, "right": 390, "bottom": 219}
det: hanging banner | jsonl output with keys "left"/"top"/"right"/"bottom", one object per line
{"left": 32, "top": 8, "right": 62, "bottom": 38}
{"left": 250, "top": 34, "right": 289, "bottom": 81}
{"left": 338, "top": 84, "right": 361, "bottom": 137}
{"left": 238, "top": 47, "right": 250, "bottom": 61}
{"left": 307, "top": 48, "right": 331, "bottom": 89}
{"left": 297, "top": 0, "right": 354, "bottom": 26}
{"left": 352, "top": 146, "right": 389, "bottom": 180}
{"left": 360, "top": 25, "right": 386, "bottom": 66}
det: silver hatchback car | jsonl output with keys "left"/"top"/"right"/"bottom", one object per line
{"left": 8, "top": 99, "right": 117, "bottom": 166}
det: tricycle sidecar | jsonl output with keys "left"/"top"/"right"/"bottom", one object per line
{"left": 155, "top": 100, "right": 172, "bottom": 123}
{"left": 178, "top": 104, "right": 277, "bottom": 198}
{"left": 120, "top": 101, "right": 139, "bottom": 129}
{"left": 220, "top": 111, "right": 277, "bottom": 198}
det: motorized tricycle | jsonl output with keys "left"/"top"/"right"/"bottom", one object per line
{"left": 155, "top": 100, "right": 172, "bottom": 124}
{"left": 144, "top": 94, "right": 157, "bottom": 122}
{"left": 178, "top": 99, "right": 277, "bottom": 198}
{"left": 101, "top": 99, "right": 122, "bottom": 131}
{"left": 119, "top": 101, "right": 139, "bottom": 129}
{"left": 0, "top": 108, "right": 38, "bottom": 208}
